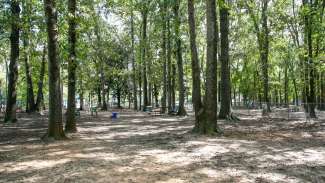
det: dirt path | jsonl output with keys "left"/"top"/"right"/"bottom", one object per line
{"left": 0, "top": 111, "right": 325, "bottom": 183}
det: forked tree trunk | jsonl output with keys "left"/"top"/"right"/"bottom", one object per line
{"left": 65, "top": 0, "right": 77, "bottom": 133}
{"left": 5, "top": 0, "right": 20, "bottom": 123}
{"left": 44, "top": 0, "right": 65, "bottom": 139}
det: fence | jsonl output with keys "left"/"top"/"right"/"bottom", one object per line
{"left": 231, "top": 102, "right": 325, "bottom": 121}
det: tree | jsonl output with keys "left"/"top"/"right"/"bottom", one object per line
{"left": 44, "top": 0, "right": 66, "bottom": 139}
{"left": 130, "top": 2, "right": 137, "bottom": 110}
{"left": 4, "top": 0, "right": 20, "bottom": 123}
{"left": 187, "top": 0, "right": 203, "bottom": 127}
{"left": 65, "top": 0, "right": 77, "bottom": 133}
{"left": 218, "top": 0, "right": 231, "bottom": 119}
{"left": 161, "top": 0, "right": 168, "bottom": 113}
{"left": 302, "top": 0, "right": 316, "bottom": 118}
{"left": 189, "top": 0, "right": 219, "bottom": 135}
{"left": 22, "top": 1, "right": 36, "bottom": 113}
{"left": 173, "top": 0, "right": 187, "bottom": 116}
{"left": 203, "top": 0, "right": 219, "bottom": 134}
{"left": 246, "top": 0, "right": 271, "bottom": 112}
{"left": 141, "top": 5, "right": 149, "bottom": 108}
{"left": 35, "top": 45, "right": 47, "bottom": 111}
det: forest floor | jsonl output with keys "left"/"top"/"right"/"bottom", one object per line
{"left": 0, "top": 109, "right": 325, "bottom": 183}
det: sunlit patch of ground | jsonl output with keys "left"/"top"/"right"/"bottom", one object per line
{"left": 0, "top": 109, "right": 325, "bottom": 183}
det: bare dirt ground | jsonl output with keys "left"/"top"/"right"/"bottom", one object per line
{"left": 0, "top": 110, "right": 325, "bottom": 183}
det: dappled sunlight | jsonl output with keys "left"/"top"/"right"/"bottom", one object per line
{"left": 68, "top": 152, "right": 120, "bottom": 161}
{"left": 1, "top": 111, "right": 325, "bottom": 182}
{"left": 1, "top": 159, "right": 72, "bottom": 173}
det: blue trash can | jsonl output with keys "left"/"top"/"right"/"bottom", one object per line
{"left": 111, "top": 112, "right": 118, "bottom": 119}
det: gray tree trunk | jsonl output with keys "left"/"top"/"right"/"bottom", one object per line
{"left": 44, "top": 0, "right": 66, "bottom": 139}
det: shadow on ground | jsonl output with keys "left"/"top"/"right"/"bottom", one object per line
{"left": 0, "top": 110, "right": 325, "bottom": 183}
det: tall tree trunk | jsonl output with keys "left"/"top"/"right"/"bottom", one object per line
{"left": 4, "top": 0, "right": 20, "bottom": 123}
{"left": 167, "top": 16, "right": 172, "bottom": 112}
{"left": 97, "top": 86, "right": 101, "bottom": 108}
{"left": 138, "top": 72, "right": 142, "bottom": 110}
{"left": 44, "top": 0, "right": 65, "bottom": 139}
{"left": 117, "top": 88, "right": 121, "bottom": 108}
{"left": 203, "top": 0, "right": 219, "bottom": 134}
{"left": 79, "top": 78, "right": 84, "bottom": 110}
{"left": 36, "top": 45, "right": 46, "bottom": 111}
{"left": 101, "top": 72, "right": 107, "bottom": 110}
{"left": 161, "top": 0, "right": 167, "bottom": 113}
{"left": 303, "top": 0, "right": 316, "bottom": 118}
{"left": 218, "top": 0, "right": 231, "bottom": 119}
{"left": 284, "top": 62, "right": 289, "bottom": 107}
{"left": 106, "top": 87, "right": 110, "bottom": 108}
{"left": 171, "top": 63, "right": 176, "bottom": 109}
{"left": 131, "top": 6, "right": 137, "bottom": 111}
{"left": 65, "top": 0, "right": 77, "bottom": 133}
{"left": 261, "top": 0, "right": 271, "bottom": 112}
{"left": 154, "top": 84, "right": 159, "bottom": 107}
{"left": 23, "top": 1, "right": 36, "bottom": 113}
{"left": 188, "top": 0, "right": 203, "bottom": 130}
{"left": 321, "top": 73, "right": 325, "bottom": 110}
{"left": 79, "top": 91, "right": 84, "bottom": 110}
{"left": 174, "top": 0, "right": 187, "bottom": 116}
{"left": 141, "top": 9, "right": 149, "bottom": 108}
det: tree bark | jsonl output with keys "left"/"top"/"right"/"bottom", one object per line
{"left": 101, "top": 71, "right": 107, "bottom": 110}
{"left": 218, "top": 0, "right": 231, "bottom": 119}
{"left": 173, "top": 0, "right": 187, "bottom": 116}
{"left": 131, "top": 5, "right": 137, "bottom": 111}
{"left": 187, "top": 0, "right": 203, "bottom": 130}
{"left": 23, "top": 1, "right": 36, "bottom": 113}
{"left": 171, "top": 63, "right": 176, "bottom": 109}
{"left": 141, "top": 9, "right": 149, "bottom": 108}
{"left": 65, "top": 0, "right": 77, "bottom": 133}
{"left": 303, "top": 0, "right": 316, "bottom": 118}
{"left": 261, "top": 0, "right": 271, "bottom": 112}
{"left": 203, "top": 0, "right": 219, "bottom": 134}
{"left": 284, "top": 61, "right": 289, "bottom": 107}
{"left": 167, "top": 16, "right": 172, "bottom": 112}
{"left": 161, "top": 0, "right": 167, "bottom": 113}
{"left": 97, "top": 86, "right": 101, "bottom": 108}
{"left": 5, "top": 0, "right": 20, "bottom": 123}
{"left": 35, "top": 45, "right": 46, "bottom": 111}
{"left": 44, "top": 0, "right": 66, "bottom": 139}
